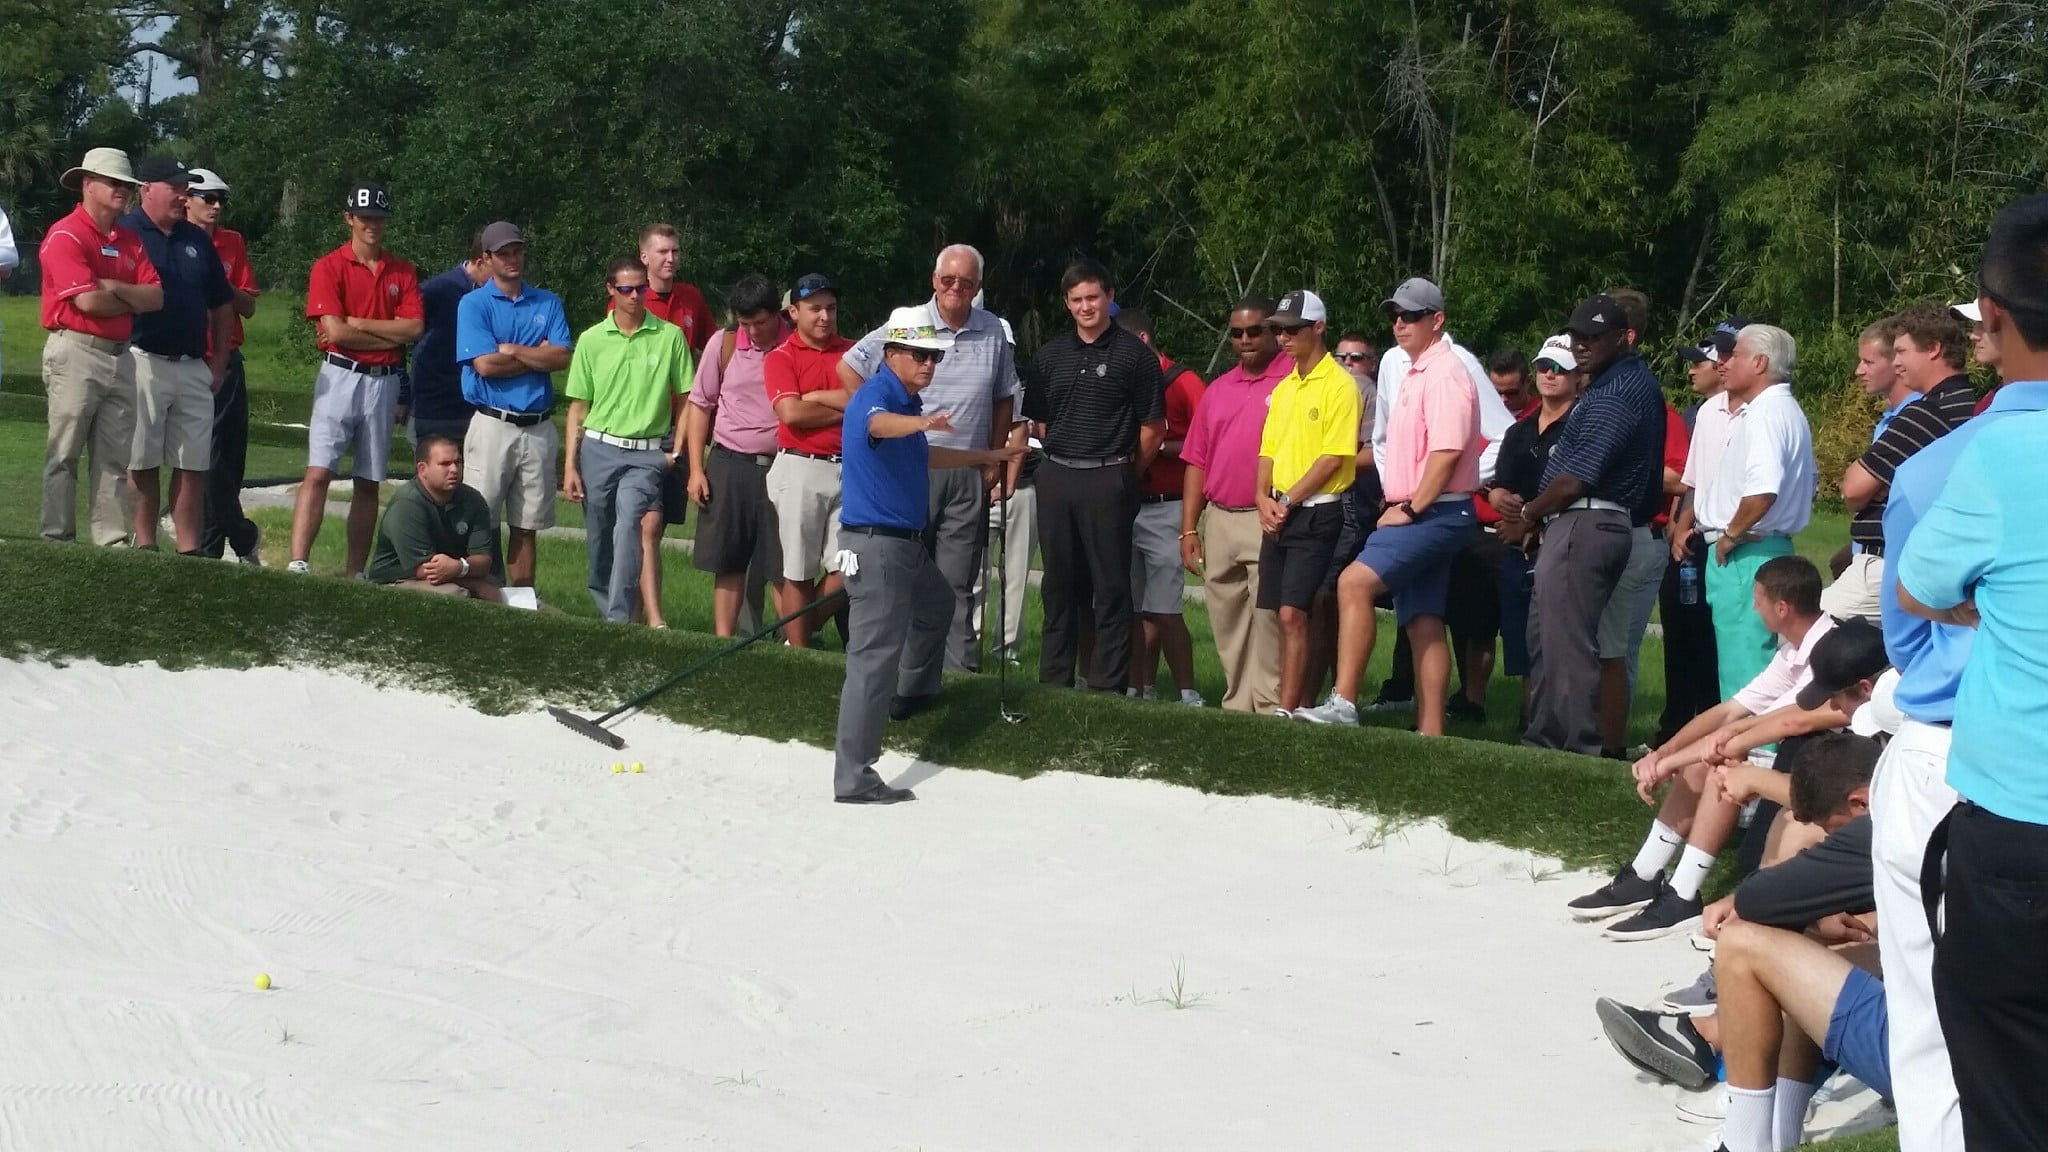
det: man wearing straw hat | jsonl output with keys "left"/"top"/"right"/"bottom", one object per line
{"left": 831, "top": 306, "right": 1021, "bottom": 805}
{"left": 39, "top": 147, "right": 164, "bottom": 546}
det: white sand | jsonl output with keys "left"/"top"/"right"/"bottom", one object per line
{"left": 0, "top": 659, "right": 1753, "bottom": 1150}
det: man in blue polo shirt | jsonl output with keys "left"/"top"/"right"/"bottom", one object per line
{"left": 457, "top": 220, "right": 572, "bottom": 588}
{"left": 832, "top": 305, "right": 1021, "bottom": 805}
{"left": 1894, "top": 194, "right": 2048, "bottom": 1152}
{"left": 405, "top": 232, "right": 487, "bottom": 454}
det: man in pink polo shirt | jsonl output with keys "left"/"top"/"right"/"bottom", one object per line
{"left": 1181, "top": 295, "right": 1291, "bottom": 713}
{"left": 686, "top": 273, "right": 789, "bottom": 637}
{"left": 40, "top": 147, "right": 165, "bottom": 547}
{"left": 1298, "top": 277, "right": 1482, "bottom": 736}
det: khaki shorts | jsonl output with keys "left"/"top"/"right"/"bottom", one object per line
{"left": 130, "top": 350, "right": 213, "bottom": 471}
{"left": 463, "top": 413, "right": 559, "bottom": 532}
{"left": 1819, "top": 551, "right": 1885, "bottom": 625}
{"left": 765, "top": 451, "right": 842, "bottom": 582}
{"left": 1130, "top": 498, "right": 1187, "bottom": 615}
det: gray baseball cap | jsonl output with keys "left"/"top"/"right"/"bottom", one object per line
{"left": 1382, "top": 276, "right": 1445, "bottom": 315}
{"left": 479, "top": 221, "right": 525, "bottom": 252}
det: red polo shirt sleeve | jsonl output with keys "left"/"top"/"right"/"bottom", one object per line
{"left": 1654, "top": 402, "right": 1691, "bottom": 528}
{"left": 393, "top": 263, "right": 424, "bottom": 320}
{"left": 39, "top": 224, "right": 98, "bottom": 308}
{"left": 305, "top": 249, "right": 344, "bottom": 320}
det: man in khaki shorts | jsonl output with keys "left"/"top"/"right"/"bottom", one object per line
{"left": 38, "top": 147, "right": 163, "bottom": 546}
{"left": 290, "top": 181, "right": 423, "bottom": 576}
{"left": 762, "top": 273, "right": 855, "bottom": 648}
{"left": 117, "top": 156, "right": 235, "bottom": 554}
{"left": 457, "top": 221, "right": 573, "bottom": 589}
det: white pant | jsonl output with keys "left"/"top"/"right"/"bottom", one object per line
{"left": 1820, "top": 551, "right": 1885, "bottom": 624}
{"left": 1871, "top": 718, "right": 1963, "bottom": 1152}
{"left": 972, "top": 484, "right": 1037, "bottom": 653}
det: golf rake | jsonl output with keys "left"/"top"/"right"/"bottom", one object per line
{"left": 547, "top": 587, "right": 850, "bottom": 749}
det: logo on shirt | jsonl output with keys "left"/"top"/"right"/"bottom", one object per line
{"left": 1095, "top": 363, "right": 1107, "bottom": 377}
{"left": 100, "top": 245, "right": 120, "bottom": 258}
{"left": 456, "top": 521, "right": 470, "bottom": 533}
{"left": 183, "top": 245, "right": 198, "bottom": 258}
{"left": 387, "top": 283, "right": 401, "bottom": 298}
{"left": 645, "top": 353, "right": 658, "bottom": 367}
{"left": 1307, "top": 406, "right": 1320, "bottom": 421}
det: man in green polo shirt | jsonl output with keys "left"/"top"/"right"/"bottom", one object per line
{"left": 563, "top": 255, "right": 695, "bottom": 622}
{"left": 366, "top": 433, "right": 503, "bottom": 599}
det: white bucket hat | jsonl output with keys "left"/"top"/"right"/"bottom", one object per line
{"left": 881, "top": 305, "right": 955, "bottom": 352}
{"left": 60, "top": 147, "right": 139, "bottom": 191}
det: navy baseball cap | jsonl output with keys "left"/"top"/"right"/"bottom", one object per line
{"left": 792, "top": 273, "right": 836, "bottom": 302}
{"left": 135, "top": 156, "right": 191, "bottom": 186}
{"left": 345, "top": 181, "right": 394, "bottom": 218}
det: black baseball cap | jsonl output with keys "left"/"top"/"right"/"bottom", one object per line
{"left": 135, "top": 156, "right": 191, "bottom": 186}
{"left": 1709, "top": 316, "right": 1751, "bottom": 360}
{"left": 1796, "top": 617, "right": 1892, "bottom": 711}
{"left": 792, "top": 273, "right": 836, "bottom": 302}
{"left": 345, "top": 181, "right": 394, "bottom": 218}
{"left": 1564, "top": 294, "right": 1629, "bottom": 337}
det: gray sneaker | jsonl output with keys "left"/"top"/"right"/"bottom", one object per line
{"left": 287, "top": 559, "right": 311, "bottom": 574}
{"left": 1594, "top": 996, "right": 1718, "bottom": 1090}
{"left": 1661, "top": 964, "right": 1718, "bottom": 1017}
{"left": 1294, "top": 694, "right": 1359, "bottom": 726}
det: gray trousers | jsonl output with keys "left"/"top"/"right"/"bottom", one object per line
{"left": 898, "top": 466, "right": 989, "bottom": 695}
{"left": 834, "top": 530, "right": 930, "bottom": 797}
{"left": 1522, "top": 508, "right": 1631, "bottom": 755}
{"left": 580, "top": 437, "right": 667, "bottom": 622}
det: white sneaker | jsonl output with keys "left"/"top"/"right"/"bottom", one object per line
{"left": 1294, "top": 694, "right": 1359, "bottom": 726}
{"left": 287, "top": 559, "right": 311, "bottom": 574}
{"left": 1270, "top": 708, "right": 1293, "bottom": 719}
{"left": 1675, "top": 1084, "right": 1727, "bottom": 1125}
{"left": 1178, "top": 689, "right": 1204, "bottom": 708}
{"left": 1125, "top": 685, "right": 1157, "bottom": 701}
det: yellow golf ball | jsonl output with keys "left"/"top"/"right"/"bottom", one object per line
{"left": 255, "top": 973, "right": 272, "bottom": 990}
{"left": 611, "top": 762, "right": 625, "bottom": 774}
{"left": 631, "top": 762, "right": 645, "bottom": 773}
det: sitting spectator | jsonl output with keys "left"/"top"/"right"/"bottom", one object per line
{"left": 366, "top": 433, "right": 503, "bottom": 601}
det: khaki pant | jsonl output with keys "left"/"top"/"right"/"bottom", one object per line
{"left": 1202, "top": 506, "right": 1279, "bottom": 713}
{"left": 41, "top": 331, "right": 136, "bottom": 545}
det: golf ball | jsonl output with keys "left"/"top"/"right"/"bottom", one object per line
{"left": 611, "top": 763, "right": 625, "bottom": 773}
{"left": 255, "top": 973, "right": 272, "bottom": 990}
{"left": 632, "top": 762, "right": 645, "bottom": 773}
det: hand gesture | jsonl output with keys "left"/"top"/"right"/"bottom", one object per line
{"left": 1701, "top": 897, "right": 1739, "bottom": 940}
{"left": 1810, "top": 913, "right": 1876, "bottom": 946}
{"left": 563, "top": 466, "right": 585, "bottom": 503}
{"left": 1715, "top": 534, "right": 1738, "bottom": 567}
{"left": 1180, "top": 531, "right": 1203, "bottom": 575}
{"left": 925, "top": 412, "right": 957, "bottom": 434}
{"left": 1633, "top": 750, "right": 1671, "bottom": 806}
{"left": 1377, "top": 502, "right": 1414, "bottom": 529}
{"left": 1670, "top": 527, "right": 1695, "bottom": 563}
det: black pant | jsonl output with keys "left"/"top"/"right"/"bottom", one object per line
{"left": 1037, "top": 458, "right": 1139, "bottom": 692}
{"left": 1655, "top": 534, "right": 1719, "bottom": 745}
{"left": 1930, "top": 802, "right": 2048, "bottom": 1152}
{"left": 198, "top": 350, "right": 258, "bottom": 559}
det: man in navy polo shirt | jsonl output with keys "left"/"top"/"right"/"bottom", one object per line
{"left": 457, "top": 220, "right": 572, "bottom": 588}
{"left": 119, "top": 156, "right": 234, "bottom": 554}
{"left": 405, "top": 232, "right": 488, "bottom": 454}
{"left": 832, "top": 306, "right": 1021, "bottom": 805}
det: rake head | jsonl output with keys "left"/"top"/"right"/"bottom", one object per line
{"left": 548, "top": 705, "right": 627, "bottom": 750}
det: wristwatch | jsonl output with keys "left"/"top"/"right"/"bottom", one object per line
{"left": 458, "top": 556, "right": 471, "bottom": 578}
{"left": 1277, "top": 492, "right": 1293, "bottom": 509}
{"left": 1398, "top": 501, "right": 1418, "bottom": 518}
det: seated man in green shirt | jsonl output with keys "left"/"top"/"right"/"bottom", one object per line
{"left": 366, "top": 432, "right": 504, "bottom": 600}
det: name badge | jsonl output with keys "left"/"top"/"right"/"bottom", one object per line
{"left": 100, "top": 245, "right": 120, "bottom": 258}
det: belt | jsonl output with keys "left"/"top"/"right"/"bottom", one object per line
{"left": 323, "top": 351, "right": 402, "bottom": 377}
{"left": 712, "top": 443, "right": 777, "bottom": 467}
{"left": 844, "top": 524, "right": 920, "bottom": 541}
{"left": 479, "top": 405, "right": 550, "bottom": 427}
{"left": 782, "top": 448, "right": 843, "bottom": 464}
{"left": 137, "top": 348, "right": 201, "bottom": 362}
{"left": 1565, "top": 497, "right": 1628, "bottom": 513}
{"left": 1860, "top": 543, "right": 1886, "bottom": 558}
{"left": 1046, "top": 453, "right": 1132, "bottom": 469}
{"left": 1701, "top": 528, "right": 1789, "bottom": 544}
{"left": 1272, "top": 491, "right": 1341, "bottom": 508}
{"left": 1210, "top": 503, "right": 1257, "bottom": 513}
{"left": 51, "top": 329, "right": 128, "bottom": 355}
{"left": 1140, "top": 493, "right": 1180, "bottom": 505}
{"left": 584, "top": 430, "right": 663, "bottom": 452}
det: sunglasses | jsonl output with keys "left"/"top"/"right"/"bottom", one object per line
{"left": 938, "top": 274, "right": 980, "bottom": 290}
{"left": 1534, "top": 359, "right": 1567, "bottom": 373}
{"left": 899, "top": 347, "right": 945, "bottom": 365}
{"left": 1333, "top": 352, "right": 1372, "bottom": 364}
{"left": 1267, "top": 322, "right": 1312, "bottom": 336}
{"left": 610, "top": 283, "right": 650, "bottom": 296}
{"left": 1389, "top": 308, "right": 1437, "bottom": 324}
{"left": 192, "top": 193, "right": 226, "bottom": 205}
{"left": 1228, "top": 326, "right": 1269, "bottom": 339}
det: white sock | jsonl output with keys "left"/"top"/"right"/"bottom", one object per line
{"left": 1630, "top": 821, "right": 1684, "bottom": 882}
{"left": 1772, "top": 1077, "right": 1817, "bottom": 1149}
{"left": 1724, "top": 1084, "right": 1776, "bottom": 1152}
{"left": 1671, "top": 843, "right": 1717, "bottom": 900}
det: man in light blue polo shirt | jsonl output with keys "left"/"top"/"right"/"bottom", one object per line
{"left": 1893, "top": 192, "right": 2048, "bottom": 1152}
{"left": 457, "top": 221, "right": 572, "bottom": 588}
{"left": 838, "top": 244, "right": 1022, "bottom": 715}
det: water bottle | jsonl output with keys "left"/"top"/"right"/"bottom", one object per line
{"left": 1678, "top": 560, "right": 1700, "bottom": 606}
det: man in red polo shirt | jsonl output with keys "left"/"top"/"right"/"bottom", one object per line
{"left": 1114, "top": 307, "right": 1205, "bottom": 705}
{"left": 628, "top": 222, "right": 719, "bottom": 626}
{"left": 289, "top": 181, "right": 424, "bottom": 577}
{"left": 762, "top": 273, "right": 855, "bottom": 648}
{"left": 39, "top": 147, "right": 164, "bottom": 547}
{"left": 185, "top": 166, "right": 264, "bottom": 563}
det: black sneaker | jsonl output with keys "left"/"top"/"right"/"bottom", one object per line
{"left": 889, "top": 693, "right": 940, "bottom": 722}
{"left": 1603, "top": 881, "right": 1705, "bottom": 942}
{"left": 1446, "top": 696, "right": 1487, "bottom": 724}
{"left": 1594, "top": 997, "right": 1718, "bottom": 1090}
{"left": 1567, "top": 867, "right": 1663, "bottom": 922}
{"left": 835, "top": 782, "right": 917, "bottom": 805}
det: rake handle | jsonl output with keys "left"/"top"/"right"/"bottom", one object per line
{"left": 593, "top": 586, "right": 849, "bottom": 724}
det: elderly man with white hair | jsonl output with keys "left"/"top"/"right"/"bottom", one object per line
{"left": 839, "top": 244, "right": 1023, "bottom": 718}
{"left": 1690, "top": 323, "right": 1817, "bottom": 697}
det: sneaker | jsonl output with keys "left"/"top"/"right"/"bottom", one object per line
{"left": 1661, "top": 964, "right": 1718, "bottom": 1017}
{"left": 1364, "top": 688, "right": 1415, "bottom": 714}
{"left": 1604, "top": 881, "right": 1705, "bottom": 942}
{"left": 1567, "top": 867, "right": 1663, "bottom": 922}
{"left": 1446, "top": 696, "right": 1487, "bottom": 723}
{"left": 1178, "top": 689, "right": 1204, "bottom": 708}
{"left": 1594, "top": 996, "right": 1719, "bottom": 1090}
{"left": 237, "top": 526, "right": 262, "bottom": 566}
{"left": 1270, "top": 708, "right": 1293, "bottom": 719}
{"left": 1294, "top": 694, "right": 1359, "bottom": 726}
{"left": 1675, "top": 1084, "right": 1728, "bottom": 1125}
{"left": 1691, "top": 932, "right": 1717, "bottom": 953}
{"left": 287, "top": 559, "right": 311, "bottom": 574}
{"left": 1129, "top": 685, "right": 1157, "bottom": 701}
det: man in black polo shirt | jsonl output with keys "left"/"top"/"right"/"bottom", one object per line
{"left": 1827, "top": 299, "right": 1978, "bottom": 622}
{"left": 118, "top": 156, "right": 234, "bottom": 555}
{"left": 1520, "top": 295, "right": 1666, "bottom": 755}
{"left": 1020, "top": 260, "right": 1167, "bottom": 692}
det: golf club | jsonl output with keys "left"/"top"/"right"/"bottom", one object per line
{"left": 995, "top": 486, "right": 1026, "bottom": 725}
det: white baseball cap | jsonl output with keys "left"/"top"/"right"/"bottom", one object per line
{"left": 881, "top": 305, "right": 955, "bottom": 352}
{"left": 1534, "top": 334, "right": 1577, "bottom": 371}
{"left": 1271, "top": 289, "right": 1328, "bottom": 326}
{"left": 1951, "top": 299, "right": 1983, "bottom": 323}
{"left": 187, "top": 167, "right": 230, "bottom": 194}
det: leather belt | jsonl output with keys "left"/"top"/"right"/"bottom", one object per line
{"left": 1566, "top": 497, "right": 1628, "bottom": 512}
{"left": 137, "top": 348, "right": 201, "bottom": 362}
{"left": 1274, "top": 492, "right": 1341, "bottom": 508}
{"left": 782, "top": 448, "right": 843, "bottom": 464}
{"left": 51, "top": 329, "right": 128, "bottom": 355}
{"left": 844, "top": 524, "right": 919, "bottom": 540}
{"left": 712, "top": 443, "right": 777, "bottom": 467}
{"left": 324, "top": 351, "right": 402, "bottom": 377}
{"left": 479, "top": 405, "right": 550, "bottom": 427}
{"left": 584, "top": 430, "right": 663, "bottom": 452}
{"left": 1046, "top": 453, "right": 1132, "bottom": 469}
{"left": 1210, "top": 503, "right": 1257, "bottom": 513}
{"left": 1140, "top": 493, "right": 1179, "bottom": 505}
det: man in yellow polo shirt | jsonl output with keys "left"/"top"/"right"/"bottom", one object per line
{"left": 563, "top": 255, "right": 695, "bottom": 622}
{"left": 1256, "top": 289, "right": 1360, "bottom": 717}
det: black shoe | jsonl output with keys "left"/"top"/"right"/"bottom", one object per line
{"left": 1567, "top": 867, "right": 1663, "bottom": 922}
{"left": 1446, "top": 696, "right": 1487, "bottom": 723}
{"left": 835, "top": 782, "right": 917, "bottom": 805}
{"left": 1593, "top": 996, "right": 1718, "bottom": 1089}
{"left": 889, "top": 693, "right": 940, "bottom": 722}
{"left": 1600, "top": 746, "right": 1630, "bottom": 762}
{"left": 1603, "top": 881, "right": 1705, "bottom": 941}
